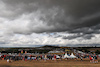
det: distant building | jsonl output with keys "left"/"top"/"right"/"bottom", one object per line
{"left": 48, "top": 50, "right": 64, "bottom": 55}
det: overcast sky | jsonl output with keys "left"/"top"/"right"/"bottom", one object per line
{"left": 0, "top": 0, "right": 100, "bottom": 47}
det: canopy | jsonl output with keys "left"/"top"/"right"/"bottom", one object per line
{"left": 64, "top": 53, "right": 70, "bottom": 58}
{"left": 70, "top": 53, "right": 77, "bottom": 58}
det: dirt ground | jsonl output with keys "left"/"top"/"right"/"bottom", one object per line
{"left": 0, "top": 59, "right": 100, "bottom": 67}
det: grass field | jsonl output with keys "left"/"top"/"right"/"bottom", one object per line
{"left": 0, "top": 59, "right": 100, "bottom": 67}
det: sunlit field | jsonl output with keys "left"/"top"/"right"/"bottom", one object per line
{"left": 0, "top": 59, "right": 100, "bottom": 67}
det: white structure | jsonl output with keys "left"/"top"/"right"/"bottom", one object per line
{"left": 64, "top": 53, "right": 77, "bottom": 59}
{"left": 48, "top": 50, "right": 63, "bottom": 53}
{"left": 56, "top": 55, "right": 60, "bottom": 59}
{"left": 64, "top": 53, "right": 70, "bottom": 58}
{"left": 70, "top": 53, "right": 77, "bottom": 58}
{"left": 77, "top": 51, "right": 85, "bottom": 54}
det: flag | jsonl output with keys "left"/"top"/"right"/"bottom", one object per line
{"left": 21, "top": 50, "right": 23, "bottom": 53}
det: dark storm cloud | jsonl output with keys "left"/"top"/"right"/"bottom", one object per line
{"left": 62, "top": 34, "right": 82, "bottom": 40}
{"left": 82, "top": 34, "right": 94, "bottom": 39}
{"left": 1, "top": 0, "right": 100, "bottom": 35}
{"left": 69, "top": 24, "right": 100, "bottom": 34}
{"left": 61, "top": 33, "right": 94, "bottom": 40}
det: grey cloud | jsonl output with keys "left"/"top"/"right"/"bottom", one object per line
{"left": 0, "top": 0, "right": 100, "bottom": 41}
{"left": 69, "top": 24, "right": 100, "bottom": 35}
{"left": 62, "top": 34, "right": 81, "bottom": 40}
{"left": 82, "top": 34, "right": 94, "bottom": 39}
{"left": 0, "top": 41, "right": 6, "bottom": 44}
{"left": 61, "top": 33, "right": 94, "bottom": 40}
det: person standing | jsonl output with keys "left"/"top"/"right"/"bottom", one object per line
{"left": 94, "top": 55, "right": 98, "bottom": 63}
{"left": 54, "top": 55, "right": 56, "bottom": 61}
{"left": 89, "top": 55, "right": 93, "bottom": 63}
{"left": 44, "top": 55, "right": 47, "bottom": 61}
{"left": 60, "top": 55, "right": 62, "bottom": 61}
{"left": 80, "top": 56, "right": 83, "bottom": 61}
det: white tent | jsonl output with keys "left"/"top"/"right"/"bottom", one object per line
{"left": 63, "top": 53, "right": 77, "bottom": 59}
{"left": 56, "top": 55, "right": 60, "bottom": 59}
{"left": 64, "top": 53, "right": 70, "bottom": 58}
{"left": 70, "top": 53, "right": 77, "bottom": 58}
